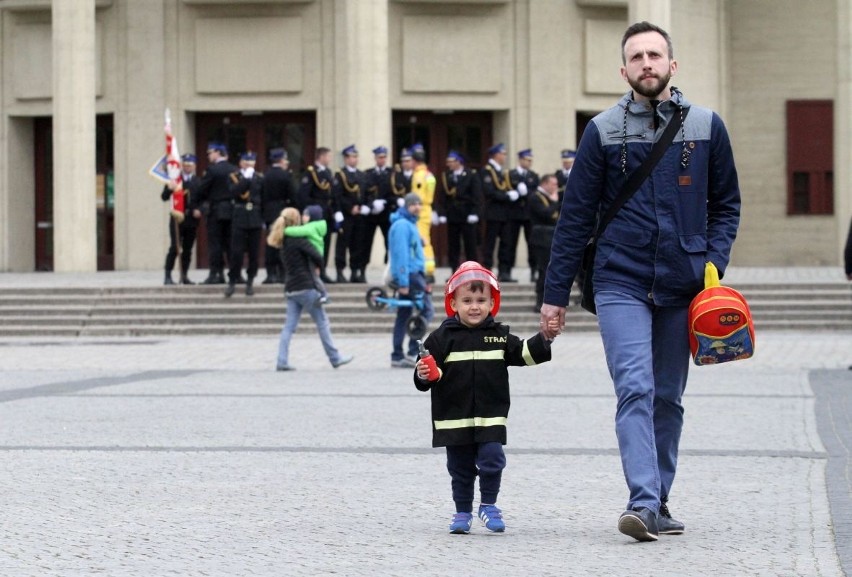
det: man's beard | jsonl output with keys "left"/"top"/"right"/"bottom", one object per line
{"left": 628, "top": 71, "right": 671, "bottom": 99}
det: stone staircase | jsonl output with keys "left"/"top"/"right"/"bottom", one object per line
{"left": 0, "top": 280, "right": 850, "bottom": 337}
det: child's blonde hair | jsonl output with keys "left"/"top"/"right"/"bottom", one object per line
{"left": 266, "top": 207, "right": 301, "bottom": 248}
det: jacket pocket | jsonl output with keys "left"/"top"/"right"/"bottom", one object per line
{"left": 679, "top": 233, "right": 708, "bottom": 254}
{"left": 601, "top": 224, "right": 652, "bottom": 248}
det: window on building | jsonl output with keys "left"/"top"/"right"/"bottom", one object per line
{"left": 786, "top": 100, "right": 833, "bottom": 215}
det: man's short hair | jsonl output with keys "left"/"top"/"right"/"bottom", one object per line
{"left": 539, "top": 173, "right": 557, "bottom": 186}
{"left": 316, "top": 147, "right": 331, "bottom": 157}
{"left": 621, "top": 21, "right": 673, "bottom": 64}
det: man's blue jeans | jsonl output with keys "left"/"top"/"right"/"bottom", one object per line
{"left": 277, "top": 289, "right": 343, "bottom": 367}
{"left": 595, "top": 290, "right": 690, "bottom": 513}
{"left": 391, "top": 272, "right": 435, "bottom": 361}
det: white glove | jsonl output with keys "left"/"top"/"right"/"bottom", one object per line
{"left": 359, "top": 205, "right": 371, "bottom": 216}
{"left": 241, "top": 167, "right": 255, "bottom": 179}
{"left": 372, "top": 199, "right": 386, "bottom": 214}
{"left": 396, "top": 197, "right": 405, "bottom": 208}
{"left": 334, "top": 211, "right": 344, "bottom": 224}
{"left": 517, "top": 182, "right": 528, "bottom": 196}
{"left": 507, "top": 190, "right": 519, "bottom": 202}
{"left": 438, "top": 216, "right": 447, "bottom": 225}
{"left": 466, "top": 214, "right": 479, "bottom": 224}
{"left": 430, "top": 211, "right": 439, "bottom": 226}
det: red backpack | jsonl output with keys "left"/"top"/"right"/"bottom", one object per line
{"left": 688, "top": 263, "right": 755, "bottom": 366}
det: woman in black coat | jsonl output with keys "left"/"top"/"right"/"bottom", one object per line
{"left": 268, "top": 208, "right": 353, "bottom": 371}
{"left": 527, "top": 174, "right": 562, "bottom": 312}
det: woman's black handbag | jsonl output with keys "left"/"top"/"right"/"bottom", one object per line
{"left": 580, "top": 107, "right": 688, "bottom": 314}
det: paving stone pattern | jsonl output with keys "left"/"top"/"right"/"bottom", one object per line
{"left": 0, "top": 326, "right": 850, "bottom": 575}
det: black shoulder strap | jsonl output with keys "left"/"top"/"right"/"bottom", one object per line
{"left": 594, "top": 106, "right": 689, "bottom": 240}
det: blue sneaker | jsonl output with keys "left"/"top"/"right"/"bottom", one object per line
{"left": 478, "top": 505, "right": 505, "bottom": 532}
{"left": 448, "top": 512, "right": 473, "bottom": 534}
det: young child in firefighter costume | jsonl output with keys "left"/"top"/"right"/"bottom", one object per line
{"left": 414, "top": 261, "right": 558, "bottom": 534}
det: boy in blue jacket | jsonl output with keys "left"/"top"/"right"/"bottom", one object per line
{"left": 414, "top": 262, "right": 558, "bottom": 533}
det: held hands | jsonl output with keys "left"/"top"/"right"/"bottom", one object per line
{"left": 517, "top": 182, "right": 528, "bottom": 196}
{"left": 372, "top": 199, "right": 386, "bottom": 214}
{"left": 359, "top": 205, "right": 371, "bottom": 216}
{"left": 431, "top": 212, "right": 439, "bottom": 226}
{"left": 507, "top": 190, "right": 519, "bottom": 202}
{"left": 466, "top": 214, "right": 479, "bottom": 224}
{"left": 334, "top": 211, "right": 345, "bottom": 223}
{"left": 539, "top": 304, "right": 566, "bottom": 340}
{"left": 397, "top": 197, "right": 405, "bottom": 208}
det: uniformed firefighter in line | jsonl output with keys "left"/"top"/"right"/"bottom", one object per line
{"left": 298, "top": 146, "right": 336, "bottom": 284}
{"left": 197, "top": 141, "right": 239, "bottom": 284}
{"left": 390, "top": 148, "right": 414, "bottom": 208}
{"left": 437, "top": 150, "right": 481, "bottom": 272}
{"left": 162, "top": 153, "right": 202, "bottom": 285}
{"left": 260, "top": 147, "right": 297, "bottom": 284}
{"left": 480, "top": 143, "right": 519, "bottom": 283}
{"left": 332, "top": 144, "right": 368, "bottom": 283}
{"left": 225, "top": 151, "right": 264, "bottom": 298}
{"left": 409, "top": 143, "right": 437, "bottom": 279}
{"left": 361, "top": 145, "right": 395, "bottom": 272}
{"left": 555, "top": 149, "right": 576, "bottom": 202}
{"left": 508, "top": 149, "right": 540, "bottom": 282}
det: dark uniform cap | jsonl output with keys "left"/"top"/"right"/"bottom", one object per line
{"left": 446, "top": 150, "right": 464, "bottom": 163}
{"left": 241, "top": 151, "right": 257, "bottom": 161}
{"left": 561, "top": 149, "right": 577, "bottom": 159}
{"left": 269, "top": 148, "right": 288, "bottom": 161}
{"left": 342, "top": 144, "right": 358, "bottom": 156}
{"left": 400, "top": 148, "right": 412, "bottom": 160}
{"left": 207, "top": 141, "right": 227, "bottom": 155}
{"left": 181, "top": 153, "right": 197, "bottom": 163}
{"left": 518, "top": 149, "right": 533, "bottom": 159}
{"left": 372, "top": 146, "right": 388, "bottom": 155}
{"left": 488, "top": 143, "right": 507, "bottom": 156}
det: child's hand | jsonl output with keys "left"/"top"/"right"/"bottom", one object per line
{"left": 543, "top": 317, "right": 562, "bottom": 340}
{"left": 415, "top": 359, "right": 430, "bottom": 381}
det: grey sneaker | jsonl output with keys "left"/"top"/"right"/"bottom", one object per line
{"left": 332, "top": 355, "right": 354, "bottom": 369}
{"left": 276, "top": 364, "right": 295, "bottom": 371}
{"left": 391, "top": 357, "right": 417, "bottom": 368}
{"left": 618, "top": 507, "right": 659, "bottom": 542}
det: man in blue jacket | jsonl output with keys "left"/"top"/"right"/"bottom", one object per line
{"left": 388, "top": 192, "right": 435, "bottom": 367}
{"left": 540, "top": 21, "right": 741, "bottom": 542}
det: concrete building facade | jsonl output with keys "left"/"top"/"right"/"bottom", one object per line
{"left": 0, "top": 0, "right": 850, "bottom": 272}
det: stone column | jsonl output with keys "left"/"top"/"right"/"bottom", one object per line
{"left": 332, "top": 0, "right": 391, "bottom": 151}
{"left": 52, "top": 0, "right": 97, "bottom": 272}
{"left": 837, "top": 0, "right": 852, "bottom": 263}
{"left": 628, "top": 0, "right": 671, "bottom": 30}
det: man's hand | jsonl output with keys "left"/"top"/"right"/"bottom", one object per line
{"left": 192, "top": 209, "right": 202, "bottom": 219}
{"left": 539, "top": 303, "right": 566, "bottom": 340}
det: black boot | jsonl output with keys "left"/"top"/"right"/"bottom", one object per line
{"left": 498, "top": 269, "right": 517, "bottom": 283}
{"left": 164, "top": 272, "right": 176, "bottom": 286}
{"left": 320, "top": 270, "right": 336, "bottom": 284}
{"left": 262, "top": 269, "right": 277, "bottom": 285}
{"left": 336, "top": 268, "right": 348, "bottom": 283}
{"left": 179, "top": 270, "right": 195, "bottom": 285}
{"left": 202, "top": 272, "right": 218, "bottom": 285}
{"left": 224, "top": 283, "right": 236, "bottom": 298}
{"left": 352, "top": 268, "right": 366, "bottom": 284}
{"left": 245, "top": 278, "right": 255, "bottom": 296}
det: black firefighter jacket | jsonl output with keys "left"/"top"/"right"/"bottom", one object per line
{"left": 413, "top": 315, "right": 551, "bottom": 447}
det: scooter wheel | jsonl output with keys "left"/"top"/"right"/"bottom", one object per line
{"left": 366, "top": 287, "right": 388, "bottom": 311}
{"left": 406, "top": 315, "right": 428, "bottom": 340}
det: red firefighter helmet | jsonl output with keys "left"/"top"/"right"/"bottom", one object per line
{"left": 444, "top": 261, "right": 501, "bottom": 317}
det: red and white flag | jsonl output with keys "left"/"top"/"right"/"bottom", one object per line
{"left": 164, "top": 109, "right": 185, "bottom": 222}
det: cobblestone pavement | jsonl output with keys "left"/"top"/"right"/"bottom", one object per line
{"left": 0, "top": 326, "right": 850, "bottom": 576}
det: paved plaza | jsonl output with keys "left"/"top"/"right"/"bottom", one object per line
{"left": 0, "top": 319, "right": 849, "bottom": 576}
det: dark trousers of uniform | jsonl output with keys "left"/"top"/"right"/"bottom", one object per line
{"left": 360, "top": 215, "right": 391, "bottom": 267}
{"left": 446, "top": 222, "right": 479, "bottom": 271}
{"left": 335, "top": 215, "right": 366, "bottom": 272}
{"left": 483, "top": 219, "right": 513, "bottom": 273}
{"left": 509, "top": 219, "right": 534, "bottom": 270}
{"left": 531, "top": 244, "right": 552, "bottom": 309}
{"left": 264, "top": 220, "right": 282, "bottom": 280}
{"left": 164, "top": 218, "right": 197, "bottom": 275}
{"left": 349, "top": 215, "right": 371, "bottom": 272}
{"left": 446, "top": 442, "right": 506, "bottom": 513}
{"left": 206, "top": 214, "right": 232, "bottom": 275}
{"left": 323, "top": 218, "right": 334, "bottom": 269}
{"left": 228, "top": 226, "right": 261, "bottom": 283}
